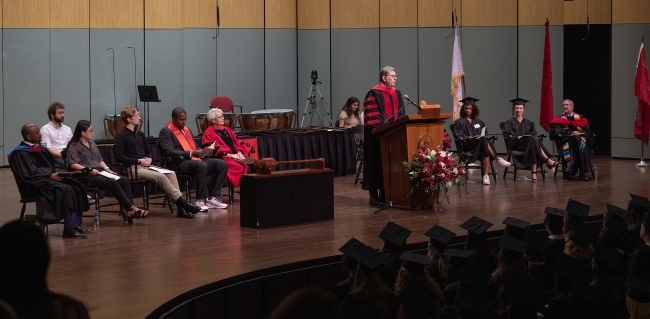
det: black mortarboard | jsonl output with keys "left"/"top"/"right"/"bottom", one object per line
{"left": 350, "top": 245, "right": 388, "bottom": 270}
{"left": 455, "top": 289, "right": 491, "bottom": 316}
{"left": 630, "top": 194, "right": 650, "bottom": 214}
{"left": 502, "top": 217, "right": 530, "bottom": 229}
{"left": 566, "top": 199, "right": 590, "bottom": 218}
{"left": 501, "top": 269, "right": 542, "bottom": 310}
{"left": 460, "top": 216, "right": 493, "bottom": 235}
{"left": 378, "top": 221, "right": 412, "bottom": 247}
{"left": 452, "top": 261, "right": 491, "bottom": 291}
{"left": 500, "top": 236, "right": 528, "bottom": 254}
{"left": 424, "top": 225, "right": 456, "bottom": 247}
{"left": 459, "top": 97, "right": 479, "bottom": 105}
{"left": 399, "top": 251, "right": 429, "bottom": 272}
{"left": 604, "top": 217, "right": 628, "bottom": 240}
{"left": 544, "top": 206, "right": 568, "bottom": 218}
{"left": 339, "top": 238, "right": 365, "bottom": 257}
{"left": 593, "top": 243, "right": 625, "bottom": 273}
{"left": 524, "top": 228, "right": 551, "bottom": 254}
{"left": 605, "top": 203, "right": 627, "bottom": 220}
{"left": 509, "top": 98, "right": 530, "bottom": 106}
{"left": 553, "top": 253, "right": 587, "bottom": 280}
{"left": 568, "top": 225, "right": 595, "bottom": 246}
{"left": 627, "top": 277, "right": 650, "bottom": 293}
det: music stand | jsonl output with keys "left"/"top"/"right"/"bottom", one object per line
{"left": 137, "top": 85, "right": 161, "bottom": 136}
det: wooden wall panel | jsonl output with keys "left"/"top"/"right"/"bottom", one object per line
{"left": 380, "top": 0, "right": 416, "bottom": 28}
{"left": 612, "top": 0, "right": 650, "bottom": 24}
{"left": 266, "top": 0, "right": 296, "bottom": 28}
{"left": 90, "top": 0, "right": 144, "bottom": 28}
{"left": 518, "top": 0, "right": 563, "bottom": 26}
{"left": 145, "top": 0, "right": 182, "bottom": 29}
{"left": 3, "top": 0, "right": 50, "bottom": 28}
{"left": 564, "top": 0, "right": 611, "bottom": 25}
{"left": 418, "top": 0, "right": 462, "bottom": 28}
{"left": 219, "top": 0, "right": 263, "bottom": 28}
{"left": 183, "top": 0, "right": 216, "bottom": 28}
{"left": 462, "top": 0, "right": 517, "bottom": 26}
{"left": 297, "top": 0, "right": 329, "bottom": 29}
{"left": 51, "top": 0, "right": 89, "bottom": 28}
{"left": 331, "top": 0, "right": 378, "bottom": 29}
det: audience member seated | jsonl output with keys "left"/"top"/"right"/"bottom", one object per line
{"left": 8, "top": 124, "right": 90, "bottom": 238}
{"left": 424, "top": 225, "right": 456, "bottom": 286}
{"left": 270, "top": 287, "right": 342, "bottom": 319}
{"left": 337, "top": 97, "right": 363, "bottom": 128}
{"left": 486, "top": 236, "right": 528, "bottom": 314}
{"left": 460, "top": 216, "right": 497, "bottom": 274}
{"left": 40, "top": 102, "right": 73, "bottom": 169}
{"left": 563, "top": 199, "right": 590, "bottom": 234}
{"left": 113, "top": 106, "right": 200, "bottom": 219}
{"left": 0, "top": 220, "right": 91, "bottom": 319}
{"left": 628, "top": 194, "right": 650, "bottom": 247}
{"left": 626, "top": 213, "right": 650, "bottom": 319}
{"left": 332, "top": 238, "right": 364, "bottom": 305}
{"left": 66, "top": 120, "right": 146, "bottom": 224}
{"left": 377, "top": 221, "right": 411, "bottom": 290}
{"left": 201, "top": 107, "right": 251, "bottom": 189}
{"left": 501, "top": 98, "right": 558, "bottom": 182}
{"left": 452, "top": 97, "right": 510, "bottom": 185}
{"left": 543, "top": 206, "right": 568, "bottom": 266}
{"left": 159, "top": 107, "right": 229, "bottom": 210}
{"left": 549, "top": 99, "right": 595, "bottom": 181}
{"left": 394, "top": 252, "right": 445, "bottom": 319}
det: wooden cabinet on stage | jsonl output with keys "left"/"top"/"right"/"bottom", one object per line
{"left": 371, "top": 110, "right": 451, "bottom": 207}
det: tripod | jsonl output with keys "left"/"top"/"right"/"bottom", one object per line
{"left": 300, "top": 78, "right": 333, "bottom": 127}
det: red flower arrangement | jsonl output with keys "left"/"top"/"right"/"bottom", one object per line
{"left": 403, "top": 146, "right": 468, "bottom": 203}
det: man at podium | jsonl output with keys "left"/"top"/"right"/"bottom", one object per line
{"left": 362, "top": 66, "right": 406, "bottom": 205}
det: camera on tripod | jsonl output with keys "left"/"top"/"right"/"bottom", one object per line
{"left": 311, "top": 69, "right": 319, "bottom": 84}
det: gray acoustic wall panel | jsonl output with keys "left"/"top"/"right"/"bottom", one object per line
{"left": 611, "top": 24, "right": 650, "bottom": 159}
{"left": 3, "top": 29, "right": 50, "bottom": 154}
{"left": 517, "top": 26, "right": 564, "bottom": 150}
{"left": 216, "top": 29, "right": 265, "bottom": 113}
{"left": 331, "top": 29, "right": 379, "bottom": 125}
{"left": 0, "top": 31, "right": 3, "bottom": 165}
{"left": 297, "top": 29, "right": 331, "bottom": 127}
{"left": 183, "top": 28, "right": 217, "bottom": 129}
{"left": 380, "top": 28, "right": 419, "bottom": 115}
{"left": 145, "top": 30, "right": 184, "bottom": 136}
{"left": 462, "top": 27, "right": 518, "bottom": 137}
{"left": 418, "top": 28, "right": 455, "bottom": 114}
{"left": 89, "top": 30, "right": 144, "bottom": 139}
{"left": 265, "top": 29, "right": 298, "bottom": 113}
{"left": 50, "top": 30, "right": 91, "bottom": 134}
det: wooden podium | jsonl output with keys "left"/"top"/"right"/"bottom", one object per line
{"left": 371, "top": 107, "right": 451, "bottom": 207}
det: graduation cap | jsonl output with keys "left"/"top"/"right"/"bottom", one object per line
{"left": 499, "top": 236, "right": 528, "bottom": 254}
{"left": 545, "top": 206, "right": 568, "bottom": 218}
{"left": 524, "top": 228, "right": 551, "bottom": 254}
{"left": 501, "top": 269, "right": 542, "bottom": 310}
{"left": 568, "top": 225, "right": 595, "bottom": 246}
{"left": 605, "top": 203, "right": 627, "bottom": 220}
{"left": 339, "top": 237, "right": 365, "bottom": 257}
{"left": 593, "top": 243, "right": 625, "bottom": 273}
{"left": 509, "top": 98, "right": 529, "bottom": 106}
{"left": 553, "top": 253, "right": 588, "bottom": 280}
{"left": 459, "top": 97, "right": 479, "bottom": 105}
{"left": 424, "top": 225, "right": 456, "bottom": 248}
{"left": 460, "top": 216, "right": 493, "bottom": 235}
{"left": 502, "top": 217, "right": 530, "bottom": 240}
{"left": 349, "top": 245, "right": 388, "bottom": 270}
{"left": 604, "top": 217, "right": 628, "bottom": 240}
{"left": 566, "top": 199, "right": 590, "bottom": 218}
{"left": 630, "top": 193, "right": 650, "bottom": 214}
{"left": 452, "top": 261, "right": 491, "bottom": 291}
{"left": 399, "top": 251, "right": 429, "bottom": 272}
{"left": 378, "top": 221, "right": 412, "bottom": 247}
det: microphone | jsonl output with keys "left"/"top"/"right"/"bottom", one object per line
{"left": 404, "top": 94, "right": 423, "bottom": 114}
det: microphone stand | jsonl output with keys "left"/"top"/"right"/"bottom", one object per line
{"left": 127, "top": 47, "right": 137, "bottom": 109}
{"left": 106, "top": 48, "right": 117, "bottom": 139}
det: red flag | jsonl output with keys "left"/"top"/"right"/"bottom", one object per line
{"left": 539, "top": 21, "right": 554, "bottom": 132}
{"left": 634, "top": 42, "right": 650, "bottom": 145}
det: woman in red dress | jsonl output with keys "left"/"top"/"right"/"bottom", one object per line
{"left": 202, "top": 108, "right": 250, "bottom": 188}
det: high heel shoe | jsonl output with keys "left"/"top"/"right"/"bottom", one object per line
{"left": 123, "top": 209, "right": 134, "bottom": 225}
{"left": 546, "top": 158, "right": 559, "bottom": 169}
{"left": 531, "top": 172, "right": 538, "bottom": 183}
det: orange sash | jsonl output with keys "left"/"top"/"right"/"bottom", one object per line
{"left": 166, "top": 122, "right": 200, "bottom": 161}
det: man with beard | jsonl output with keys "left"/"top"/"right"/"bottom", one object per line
{"left": 40, "top": 102, "right": 73, "bottom": 169}
{"left": 549, "top": 99, "right": 594, "bottom": 181}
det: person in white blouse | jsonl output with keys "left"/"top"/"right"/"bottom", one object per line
{"left": 337, "top": 97, "right": 363, "bottom": 128}
{"left": 40, "top": 102, "right": 72, "bottom": 168}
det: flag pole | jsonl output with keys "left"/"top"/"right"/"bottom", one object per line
{"left": 638, "top": 143, "right": 647, "bottom": 167}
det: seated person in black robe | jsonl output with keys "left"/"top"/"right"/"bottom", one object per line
{"left": 549, "top": 99, "right": 594, "bottom": 181}
{"left": 451, "top": 97, "right": 510, "bottom": 185}
{"left": 7, "top": 124, "right": 90, "bottom": 238}
{"left": 501, "top": 98, "right": 558, "bottom": 182}
{"left": 331, "top": 238, "right": 364, "bottom": 305}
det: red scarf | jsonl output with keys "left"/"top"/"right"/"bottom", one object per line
{"left": 372, "top": 84, "right": 399, "bottom": 121}
{"left": 166, "top": 122, "right": 200, "bottom": 161}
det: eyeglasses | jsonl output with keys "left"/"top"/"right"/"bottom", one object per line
{"left": 217, "top": 116, "right": 225, "bottom": 119}
{"left": 85, "top": 130, "right": 94, "bottom": 133}
{"left": 387, "top": 74, "right": 397, "bottom": 78}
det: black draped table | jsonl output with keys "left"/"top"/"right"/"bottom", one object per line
{"left": 95, "top": 129, "right": 356, "bottom": 177}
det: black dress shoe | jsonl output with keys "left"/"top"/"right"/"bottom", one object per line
{"left": 183, "top": 202, "right": 201, "bottom": 214}
{"left": 75, "top": 226, "right": 92, "bottom": 234}
{"left": 176, "top": 207, "right": 194, "bottom": 219}
{"left": 62, "top": 229, "right": 87, "bottom": 238}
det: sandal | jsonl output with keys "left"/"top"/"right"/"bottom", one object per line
{"left": 123, "top": 208, "right": 135, "bottom": 225}
{"left": 545, "top": 158, "right": 559, "bottom": 169}
{"left": 531, "top": 172, "right": 538, "bottom": 183}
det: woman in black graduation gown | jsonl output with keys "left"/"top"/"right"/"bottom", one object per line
{"left": 501, "top": 98, "right": 558, "bottom": 182}
{"left": 452, "top": 97, "right": 510, "bottom": 185}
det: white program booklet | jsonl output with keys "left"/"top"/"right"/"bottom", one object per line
{"left": 99, "top": 171, "right": 121, "bottom": 180}
{"left": 476, "top": 126, "right": 486, "bottom": 139}
{"left": 148, "top": 166, "right": 174, "bottom": 174}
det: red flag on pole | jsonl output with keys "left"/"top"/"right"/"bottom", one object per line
{"left": 539, "top": 21, "right": 554, "bottom": 132}
{"left": 634, "top": 42, "right": 650, "bottom": 145}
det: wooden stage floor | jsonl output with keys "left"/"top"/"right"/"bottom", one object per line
{"left": 0, "top": 156, "right": 647, "bottom": 319}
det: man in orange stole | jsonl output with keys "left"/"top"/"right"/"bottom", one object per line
{"left": 549, "top": 99, "right": 594, "bottom": 181}
{"left": 159, "top": 107, "right": 229, "bottom": 210}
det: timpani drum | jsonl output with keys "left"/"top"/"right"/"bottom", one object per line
{"left": 239, "top": 113, "right": 272, "bottom": 131}
{"left": 251, "top": 109, "right": 295, "bottom": 129}
{"left": 103, "top": 114, "right": 125, "bottom": 139}
{"left": 196, "top": 112, "right": 237, "bottom": 134}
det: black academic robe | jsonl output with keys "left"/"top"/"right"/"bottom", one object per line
{"left": 425, "top": 258, "right": 446, "bottom": 286}
{"left": 396, "top": 281, "right": 442, "bottom": 319}
{"left": 9, "top": 143, "right": 89, "bottom": 223}
{"left": 527, "top": 262, "right": 555, "bottom": 296}
{"left": 546, "top": 238, "right": 565, "bottom": 266}
{"left": 502, "top": 117, "right": 552, "bottom": 169}
{"left": 452, "top": 117, "right": 498, "bottom": 163}
{"left": 549, "top": 113, "right": 594, "bottom": 176}
{"left": 362, "top": 84, "right": 406, "bottom": 191}
{"left": 331, "top": 276, "right": 354, "bottom": 305}
{"left": 340, "top": 290, "right": 399, "bottom": 319}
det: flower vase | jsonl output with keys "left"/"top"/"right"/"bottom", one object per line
{"left": 411, "top": 187, "right": 443, "bottom": 211}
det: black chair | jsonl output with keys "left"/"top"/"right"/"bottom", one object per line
{"left": 552, "top": 138, "right": 597, "bottom": 179}
{"left": 156, "top": 141, "right": 193, "bottom": 203}
{"left": 449, "top": 123, "right": 498, "bottom": 183}
{"left": 498, "top": 122, "right": 548, "bottom": 181}
{"left": 351, "top": 125, "right": 364, "bottom": 185}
